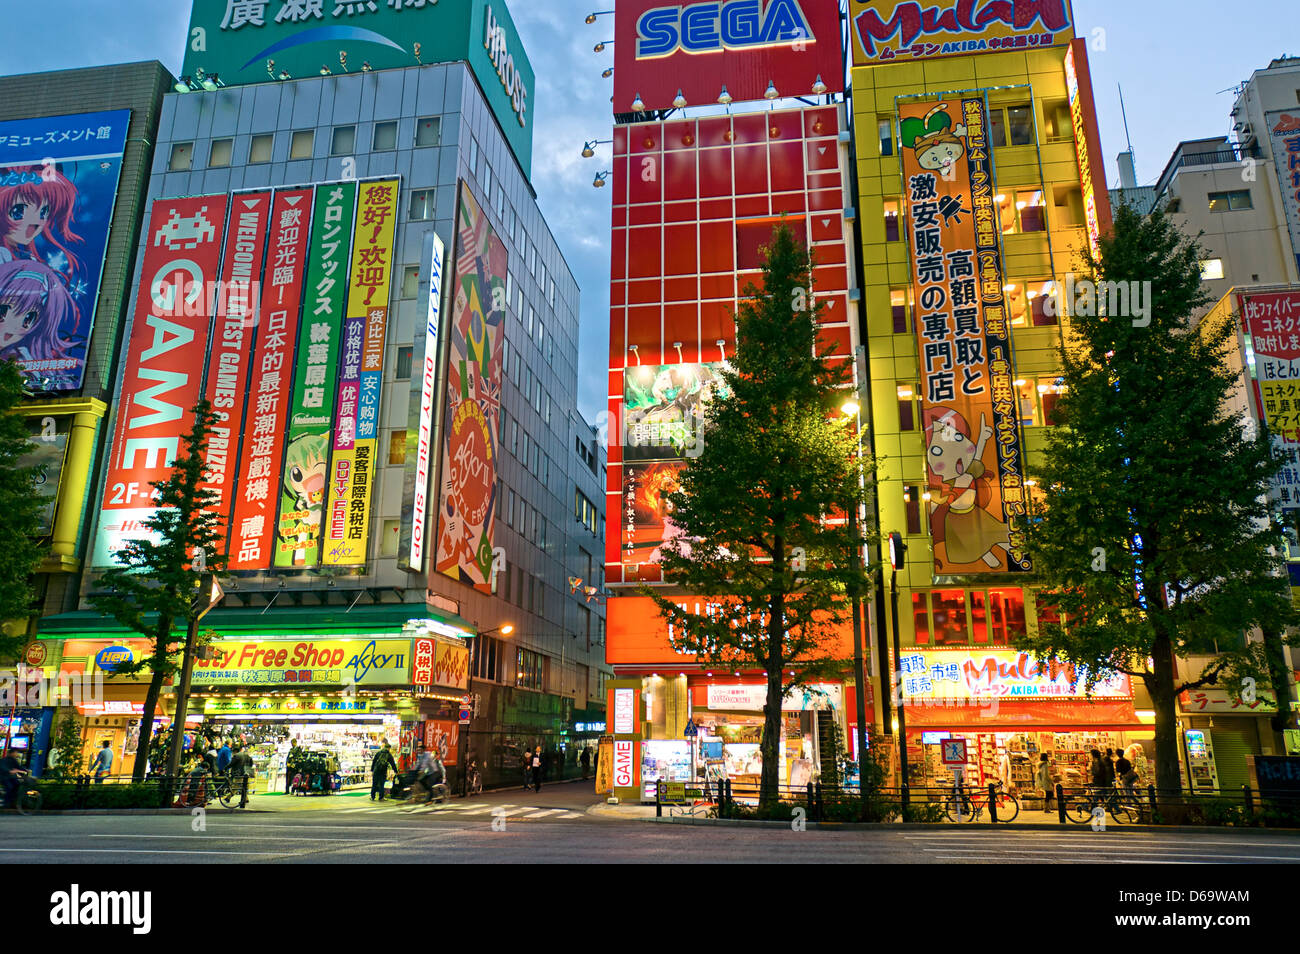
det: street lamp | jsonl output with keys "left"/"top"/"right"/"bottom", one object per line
{"left": 581, "top": 138, "right": 612, "bottom": 158}
{"left": 585, "top": 9, "right": 614, "bottom": 24}
{"left": 592, "top": 171, "right": 611, "bottom": 188}
{"left": 594, "top": 40, "right": 613, "bottom": 53}
{"left": 165, "top": 560, "right": 225, "bottom": 781}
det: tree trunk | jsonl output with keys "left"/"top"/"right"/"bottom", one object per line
{"left": 760, "top": 542, "right": 785, "bottom": 813}
{"left": 1149, "top": 631, "right": 1182, "bottom": 798}
{"left": 132, "top": 615, "right": 172, "bottom": 783}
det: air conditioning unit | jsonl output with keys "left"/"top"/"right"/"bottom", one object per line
{"left": 1239, "top": 123, "right": 1255, "bottom": 146}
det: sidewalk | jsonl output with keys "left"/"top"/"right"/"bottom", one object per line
{"left": 245, "top": 777, "right": 606, "bottom": 813}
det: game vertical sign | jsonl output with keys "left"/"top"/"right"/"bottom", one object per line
{"left": 199, "top": 190, "right": 271, "bottom": 534}
{"left": 899, "top": 97, "right": 1028, "bottom": 574}
{"left": 322, "top": 178, "right": 400, "bottom": 567}
{"left": 228, "top": 187, "right": 314, "bottom": 569}
{"left": 274, "top": 182, "right": 356, "bottom": 568}
{"left": 93, "top": 195, "right": 230, "bottom": 566}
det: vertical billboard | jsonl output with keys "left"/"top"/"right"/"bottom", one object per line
{"left": 1240, "top": 289, "right": 1300, "bottom": 513}
{"left": 228, "top": 187, "right": 314, "bottom": 569}
{"left": 402, "top": 231, "right": 447, "bottom": 573}
{"left": 0, "top": 109, "right": 131, "bottom": 392}
{"left": 274, "top": 182, "right": 356, "bottom": 568}
{"left": 18, "top": 414, "right": 72, "bottom": 535}
{"left": 435, "top": 182, "right": 506, "bottom": 590}
{"left": 614, "top": 0, "right": 844, "bottom": 113}
{"left": 93, "top": 195, "right": 230, "bottom": 566}
{"left": 322, "top": 178, "right": 400, "bottom": 567}
{"left": 1064, "top": 39, "right": 1113, "bottom": 260}
{"left": 849, "top": 0, "right": 1073, "bottom": 65}
{"left": 199, "top": 190, "right": 272, "bottom": 529}
{"left": 899, "top": 97, "right": 1029, "bottom": 574}
{"left": 1266, "top": 110, "right": 1300, "bottom": 276}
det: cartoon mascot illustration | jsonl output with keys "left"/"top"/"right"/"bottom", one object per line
{"left": 901, "top": 102, "right": 967, "bottom": 176}
{"left": 278, "top": 432, "right": 329, "bottom": 563}
{"left": 923, "top": 406, "right": 1011, "bottom": 569}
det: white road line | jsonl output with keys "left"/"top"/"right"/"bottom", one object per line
{"left": 88, "top": 834, "right": 370, "bottom": 842}
{"left": 520, "top": 809, "right": 563, "bottom": 818}
{"left": 904, "top": 835, "right": 1300, "bottom": 849}
{"left": 556, "top": 812, "right": 583, "bottom": 819}
{"left": 918, "top": 847, "right": 1300, "bottom": 861}
{"left": 0, "top": 848, "right": 278, "bottom": 856}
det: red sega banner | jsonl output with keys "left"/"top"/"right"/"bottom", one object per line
{"left": 613, "top": 0, "right": 844, "bottom": 114}
{"left": 93, "top": 194, "right": 230, "bottom": 567}
{"left": 227, "top": 187, "right": 314, "bottom": 570}
{"left": 200, "top": 190, "right": 272, "bottom": 532}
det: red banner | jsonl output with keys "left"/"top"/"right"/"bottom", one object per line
{"left": 423, "top": 720, "right": 460, "bottom": 765}
{"left": 412, "top": 637, "right": 436, "bottom": 687}
{"left": 93, "top": 195, "right": 230, "bottom": 567}
{"left": 200, "top": 191, "right": 272, "bottom": 533}
{"left": 227, "top": 188, "right": 314, "bottom": 569}
{"left": 905, "top": 699, "right": 1141, "bottom": 728}
{"left": 613, "top": 0, "right": 844, "bottom": 114}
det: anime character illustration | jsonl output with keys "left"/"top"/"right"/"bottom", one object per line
{"left": 901, "top": 103, "right": 967, "bottom": 176}
{"left": 0, "top": 259, "right": 80, "bottom": 390}
{"left": 624, "top": 363, "right": 728, "bottom": 459}
{"left": 923, "top": 406, "right": 1011, "bottom": 569}
{"left": 1, "top": 164, "right": 83, "bottom": 274}
{"left": 277, "top": 432, "right": 330, "bottom": 563}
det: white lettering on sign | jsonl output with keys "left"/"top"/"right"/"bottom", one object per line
{"left": 483, "top": 5, "right": 528, "bottom": 128}
{"left": 707, "top": 684, "right": 767, "bottom": 711}
{"left": 614, "top": 740, "right": 634, "bottom": 788}
{"left": 613, "top": 687, "right": 636, "bottom": 733}
{"left": 409, "top": 232, "right": 445, "bottom": 570}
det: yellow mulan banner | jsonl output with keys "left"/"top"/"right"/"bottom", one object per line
{"left": 322, "top": 178, "right": 401, "bottom": 566}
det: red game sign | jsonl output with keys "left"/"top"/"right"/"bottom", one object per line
{"left": 613, "top": 0, "right": 844, "bottom": 114}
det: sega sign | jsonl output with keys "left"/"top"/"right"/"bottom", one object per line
{"left": 95, "top": 645, "right": 134, "bottom": 673}
{"left": 614, "top": 0, "right": 842, "bottom": 114}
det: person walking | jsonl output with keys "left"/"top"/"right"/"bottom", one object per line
{"left": 1035, "top": 752, "right": 1056, "bottom": 813}
{"left": 521, "top": 746, "right": 533, "bottom": 791}
{"left": 1101, "top": 748, "right": 1117, "bottom": 789}
{"left": 531, "top": 745, "right": 543, "bottom": 793}
{"left": 216, "top": 739, "right": 232, "bottom": 775}
{"left": 580, "top": 746, "right": 591, "bottom": 780}
{"left": 1088, "top": 748, "right": 1106, "bottom": 798}
{"left": 91, "top": 740, "right": 113, "bottom": 783}
{"left": 371, "top": 742, "right": 399, "bottom": 801}
{"left": 1116, "top": 749, "right": 1137, "bottom": 794}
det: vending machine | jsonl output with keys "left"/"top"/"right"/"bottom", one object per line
{"left": 1182, "top": 729, "right": 1219, "bottom": 794}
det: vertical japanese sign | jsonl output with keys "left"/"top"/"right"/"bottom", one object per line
{"left": 1266, "top": 110, "right": 1300, "bottom": 277}
{"left": 322, "top": 178, "right": 400, "bottom": 567}
{"left": 93, "top": 195, "right": 230, "bottom": 567}
{"left": 899, "top": 97, "right": 1028, "bottom": 574}
{"left": 199, "top": 190, "right": 272, "bottom": 533}
{"left": 403, "top": 231, "right": 446, "bottom": 572}
{"left": 228, "top": 187, "right": 314, "bottom": 570}
{"left": 274, "top": 182, "right": 356, "bottom": 568}
{"left": 435, "top": 182, "right": 506, "bottom": 590}
{"left": 1063, "top": 39, "right": 1113, "bottom": 260}
{"left": 1240, "top": 289, "right": 1300, "bottom": 512}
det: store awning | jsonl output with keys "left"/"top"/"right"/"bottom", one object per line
{"left": 904, "top": 698, "right": 1140, "bottom": 729}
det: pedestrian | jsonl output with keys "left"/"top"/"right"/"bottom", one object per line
{"left": 522, "top": 746, "right": 533, "bottom": 790}
{"left": 229, "top": 743, "right": 253, "bottom": 779}
{"left": 371, "top": 741, "right": 399, "bottom": 801}
{"left": 1088, "top": 748, "right": 1106, "bottom": 797}
{"left": 286, "top": 739, "right": 303, "bottom": 794}
{"left": 1035, "top": 752, "right": 1056, "bottom": 813}
{"left": 203, "top": 742, "right": 219, "bottom": 775}
{"left": 1102, "top": 748, "right": 1117, "bottom": 789}
{"left": 580, "top": 746, "right": 591, "bottom": 780}
{"left": 1116, "top": 749, "right": 1137, "bottom": 794}
{"left": 531, "top": 745, "right": 543, "bottom": 793}
{"left": 0, "top": 748, "right": 22, "bottom": 808}
{"left": 216, "top": 739, "right": 232, "bottom": 775}
{"left": 91, "top": 740, "right": 113, "bottom": 783}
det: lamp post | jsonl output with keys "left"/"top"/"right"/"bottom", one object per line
{"left": 840, "top": 397, "right": 871, "bottom": 807}
{"left": 165, "top": 570, "right": 225, "bottom": 780}
{"left": 887, "top": 532, "right": 910, "bottom": 810}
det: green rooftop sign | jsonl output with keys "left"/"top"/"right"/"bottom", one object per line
{"left": 182, "top": 0, "right": 534, "bottom": 178}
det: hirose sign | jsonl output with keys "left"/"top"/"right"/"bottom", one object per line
{"left": 850, "top": 0, "right": 1074, "bottom": 65}
{"left": 614, "top": 0, "right": 843, "bottom": 114}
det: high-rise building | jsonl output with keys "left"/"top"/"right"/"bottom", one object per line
{"left": 25, "top": 0, "right": 609, "bottom": 788}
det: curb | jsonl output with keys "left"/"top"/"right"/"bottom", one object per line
{"left": 9, "top": 807, "right": 268, "bottom": 816}
{"left": 647, "top": 815, "right": 1300, "bottom": 835}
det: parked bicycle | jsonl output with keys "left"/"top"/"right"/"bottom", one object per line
{"left": 210, "top": 774, "right": 249, "bottom": 809}
{"left": 943, "top": 781, "right": 1020, "bottom": 823}
{"left": 465, "top": 759, "right": 482, "bottom": 796}
{"left": 1066, "top": 785, "right": 1141, "bottom": 825}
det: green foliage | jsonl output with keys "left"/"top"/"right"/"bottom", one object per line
{"left": 35, "top": 781, "right": 171, "bottom": 810}
{"left": 47, "top": 709, "right": 85, "bottom": 779}
{"left": 1021, "top": 205, "right": 1296, "bottom": 792}
{"left": 0, "top": 359, "right": 44, "bottom": 655}
{"left": 902, "top": 801, "right": 949, "bottom": 824}
{"left": 647, "top": 224, "right": 873, "bottom": 809}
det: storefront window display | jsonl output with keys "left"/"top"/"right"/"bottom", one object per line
{"left": 208, "top": 716, "right": 405, "bottom": 794}
{"left": 640, "top": 740, "right": 692, "bottom": 800}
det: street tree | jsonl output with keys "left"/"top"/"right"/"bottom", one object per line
{"left": 89, "top": 400, "right": 227, "bottom": 781}
{"left": 648, "top": 224, "right": 872, "bottom": 811}
{"left": 0, "top": 359, "right": 44, "bottom": 658}
{"left": 1022, "top": 205, "right": 1295, "bottom": 796}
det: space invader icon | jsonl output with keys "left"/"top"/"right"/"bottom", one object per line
{"left": 153, "top": 206, "right": 216, "bottom": 250}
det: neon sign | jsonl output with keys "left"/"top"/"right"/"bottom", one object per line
{"left": 636, "top": 0, "right": 815, "bottom": 58}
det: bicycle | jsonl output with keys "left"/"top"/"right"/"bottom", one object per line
{"left": 1065, "top": 785, "right": 1141, "bottom": 825}
{"left": 401, "top": 775, "right": 450, "bottom": 809}
{"left": 11, "top": 773, "right": 42, "bottom": 815}
{"left": 210, "top": 774, "right": 250, "bottom": 809}
{"left": 942, "top": 781, "right": 1020, "bottom": 823}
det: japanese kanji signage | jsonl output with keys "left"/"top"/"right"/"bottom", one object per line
{"left": 323, "top": 177, "right": 399, "bottom": 566}
{"left": 898, "top": 649, "right": 1132, "bottom": 700}
{"left": 228, "top": 187, "right": 315, "bottom": 569}
{"left": 274, "top": 182, "right": 356, "bottom": 568}
{"left": 1240, "top": 289, "right": 1300, "bottom": 511}
{"left": 1063, "top": 39, "right": 1113, "bottom": 261}
{"left": 1266, "top": 110, "right": 1300, "bottom": 277}
{"left": 434, "top": 182, "right": 506, "bottom": 590}
{"left": 850, "top": 0, "right": 1073, "bottom": 66}
{"left": 900, "top": 96, "right": 1029, "bottom": 574}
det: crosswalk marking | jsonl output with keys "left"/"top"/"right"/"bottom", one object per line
{"left": 520, "top": 809, "right": 563, "bottom": 818}
{"left": 318, "top": 800, "right": 587, "bottom": 820}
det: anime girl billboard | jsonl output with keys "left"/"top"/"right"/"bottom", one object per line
{"left": 0, "top": 110, "right": 130, "bottom": 392}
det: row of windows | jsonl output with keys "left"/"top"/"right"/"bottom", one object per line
{"left": 895, "top": 376, "right": 1065, "bottom": 438}
{"left": 909, "top": 587, "right": 1030, "bottom": 646}
{"left": 889, "top": 279, "right": 1059, "bottom": 336}
{"left": 167, "top": 117, "right": 442, "bottom": 171}
{"left": 878, "top": 102, "right": 1057, "bottom": 158}
{"left": 575, "top": 490, "right": 598, "bottom": 535}
{"left": 883, "top": 188, "right": 1048, "bottom": 242}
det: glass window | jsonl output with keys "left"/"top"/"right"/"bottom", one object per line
{"left": 388, "top": 430, "right": 407, "bottom": 465}
{"left": 249, "top": 134, "right": 273, "bottom": 164}
{"left": 169, "top": 142, "right": 193, "bottom": 171}
{"left": 549, "top": 278, "right": 556, "bottom": 308}
{"left": 527, "top": 306, "right": 535, "bottom": 336}
{"left": 537, "top": 318, "right": 545, "bottom": 348}
{"left": 511, "top": 419, "right": 519, "bottom": 455}
{"left": 1007, "top": 105, "right": 1034, "bottom": 146}
{"left": 373, "top": 120, "right": 398, "bottom": 151}
{"left": 897, "top": 383, "right": 916, "bottom": 431}
{"left": 467, "top": 136, "right": 479, "bottom": 175}
{"left": 1015, "top": 377, "right": 1039, "bottom": 427}
{"left": 502, "top": 337, "right": 511, "bottom": 377}
{"left": 1027, "top": 279, "right": 1056, "bottom": 327}
{"left": 415, "top": 116, "right": 441, "bottom": 148}
{"left": 331, "top": 125, "right": 355, "bottom": 156}
{"left": 878, "top": 118, "right": 894, "bottom": 156}
{"left": 904, "top": 484, "right": 922, "bottom": 536}
{"left": 483, "top": 164, "right": 494, "bottom": 206}
{"left": 930, "top": 590, "right": 968, "bottom": 644}
{"left": 1208, "top": 190, "right": 1252, "bottom": 211}
{"left": 290, "top": 129, "right": 314, "bottom": 160}
{"left": 409, "top": 189, "right": 434, "bottom": 220}
{"left": 989, "top": 110, "right": 1006, "bottom": 148}
{"left": 395, "top": 346, "right": 412, "bottom": 379}
{"left": 883, "top": 200, "right": 901, "bottom": 242}
{"left": 507, "top": 489, "right": 516, "bottom": 528}
{"left": 911, "top": 592, "right": 930, "bottom": 644}
{"left": 970, "top": 591, "right": 989, "bottom": 644}
{"left": 400, "top": 265, "right": 419, "bottom": 299}
{"left": 1199, "top": 258, "right": 1224, "bottom": 280}
{"left": 987, "top": 589, "right": 1027, "bottom": 644}
{"left": 891, "top": 288, "right": 910, "bottom": 334}
{"left": 1039, "top": 377, "right": 1066, "bottom": 425}
{"left": 1016, "top": 190, "right": 1046, "bottom": 232}
{"left": 209, "top": 139, "right": 233, "bottom": 167}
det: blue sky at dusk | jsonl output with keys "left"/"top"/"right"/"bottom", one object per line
{"left": 3, "top": 0, "right": 1294, "bottom": 419}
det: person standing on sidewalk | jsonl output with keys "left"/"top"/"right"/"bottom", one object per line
{"left": 531, "top": 745, "right": 543, "bottom": 793}
{"left": 91, "top": 740, "right": 113, "bottom": 783}
{"left": 1036, "top": 752, "right": 1056, "bottom": 813}
{"left": 580, "top": 746, "right": 591, "bottom": 780}
{"left": 371, "top": 742, "right": 399, "bottom": 801}
{"left": 521, "top": 746, "right": 533, "bottom": 790}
